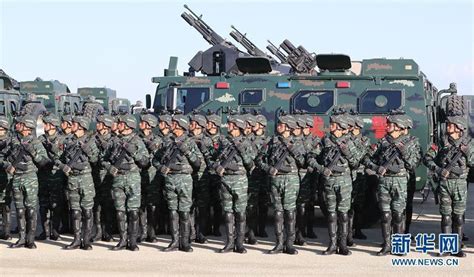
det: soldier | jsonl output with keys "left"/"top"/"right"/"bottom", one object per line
{"left": 258, "top": 113, "right": 305, "bottom": 255}
{"left": 59, "top": 114, "right": 74, "bottom": 233}
{"left": 138, "top": 113, "right": 161, "bottom": 243}
{"left": 0, "top": 116, "right": 12, "bottom": 240}
{"left": 189, "top": 112, "right": 212, "bottom": 244}
{"left": 36, "top": 114, "right": 65, "bottom": 241}
{"left": 106, "top": 115, "right": 149, "bottom": 251}
{"left": 365, "top": 109, "right": 421, "bottom": 256}
{"left": 205, "top": 111, "right": 224, "bottom": 236}
{"left": 4, "top": 115, "right": 49, "bottom": 249}
{"left": 253, "top": 112, "right": 270, "bottom": 238}
{"left": 154, "top": 113, "right": 201, "bottom": 252}
{"left": 91, "top": 114, "right": 116, "bottom": 242}
{"left": 59, "top": 116, "right": 99, "bottom": 250}
{"left": 347, "top": 111, "right": 370, "bottom": 245}
{"left": 309, "top": 109, "right": 358, "bottom": 256}
{"left": 424, "top": 113, "right": 473, "bottom": 258}
{"left": 213, "top": 114, "right": 254, "bottom": 254}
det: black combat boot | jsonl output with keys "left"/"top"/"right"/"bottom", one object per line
{"left": 323, "top": 212, "right": 337, "bottom": 255}
{"left": 245, "top": 207, "right": 257, "bottom": 245}
{"left": 337, "top": 212, "right": 351, "bottom": 256}
{"left": 146, "top": 205, "right": 158, "bottom": 243}
{"left": 36, "top": 206, "right": 50, "bottom": 241}
{"left": 0, "top": 204, "right": 12, "bottom": 240}
{"left": 353, "top": 206, "right": 366, "bottom": 239}
{"left": 195, "top": 207, "right": 208, "bottom": 244}
{"left": 346, "top": 209, "right": 355, "bottom": 247}
{"left": 50, "top": 205, "right": 61, "bottom": 241}
{"left": 452, "top": 214, "right": 466, "bottom": 258}
{"left": 112, "top": 211, "right": 127, "bottom": 251}
{"left": 179, "top": 212, "right": 193, "bottom": 252}
{"left": 127, "top": 210, "right": 139, "bottom": 251}
{"left": 284, "top": 210, "right": 298, "bottom": 255}
{"left": 377, "top": 212, "right": 392, "bottom": 256}
{"left": 438, "top": 215, "right": 452, "bottom": 257}
{"left": 189, "top": 209, "right": 196, "bottom": 243}
{"left": 257, "top": 205, "right": 268, "bottom": 237}
{"left": 306, "top": 204, "right": 317, "bottom": 239}
{"left": 163, "top": 210, "right": 179, "bottom": 252}
{"left": 92, "top": 205, "right": 102, "bottom": 242}
{"left": 65, "top": 210, "right": 82, "bottom": 250}
{"left": 295, "top": 205, "right": 307, "bottom": 246}
{"left": 219, "top": 212, "right": 235, "bottom": 253}
{"left": 10, "top": 208, "right": 26, "bottom": 248}
{"left": 268, "top": 211, "right": 284, "bottom": 254}
{"left": 138, "top": 207, "right": 147, "bottom": 243}
{"left": 25, "top": 208, "right": 37, "bottom": 249}
{"left": 234, "top": 212, "right": 247, "bottom": 254}
{"left": 101, "top": 205, "right": 114, "bottom": 242}
{"left": 212, "top": 205, "right": 222, "bottom": 236}
{"left": 81, "top": 209, "right": 93, "bottom": 250}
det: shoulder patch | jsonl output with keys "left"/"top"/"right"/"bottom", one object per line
{"left": 430, "top": 143, "right": 438, "bottom": 151}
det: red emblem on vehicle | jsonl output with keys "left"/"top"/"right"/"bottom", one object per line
{"left": 371, "top": 116, "right": 387, "bottom": 139}
{"left": 311, "top": 116, "right": 325, "bottom": 138}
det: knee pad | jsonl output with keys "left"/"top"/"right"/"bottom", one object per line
{"left": 392, "top": 212, "right": 403, "bottom": 224}
{"left": 441, "top": 215, "right": 452, "bottom": 226}
{"left": 235, "top": 212, "right": 246, "bottom": 222}
{"left": 381, "top": 212, "right": 391, "bottom": 224}
{"left": 452, "top": 214, "right": 463, "bottom": 226}
{"left": 72, "top": 209, "right": 82, "bottom": 220}
{"left": 327, "top": 212, "right": 337, "bottom": 223}
{"left": 338, "top": 212, "right": 349, "bottom": 222}
{"left": 179, "top": 211, "right": 190, "bottom": 221}
{"left": 128, "top": 210, "right": 139, "bottom": 221}
{"left": 82, "top": 209, "right": 93, "bottom": 219}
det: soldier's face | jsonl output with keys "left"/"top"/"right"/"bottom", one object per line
{"left": 189, "top": 121, "right": 197, "bottom": 131}
{"left": 71, "top": 122, "right": 79, "bottom": 133}
{"left": 276, "top": 123, "right": 286, "bottom": 135}
{"left": 352, "top": 128, "right": 360, "bottom": 136}
{"left": 292, "top": 127, "right": 302, "bottom": 137}
{"left": 111, "top": 122, "right": 118, "bottom": 131}
{"left": 207, "top": 122, "right": 218, "bottom": 135}
{"left": 244, "top": 125, "right": 252, "bottom": 136}
{"left": 254, "top": 126, "right": 264, "bottom": 136}
{"left": 330, "top": 123, "right": 343, "bottom": 137}
{"left": 447, "top": 123, "right": 462, "bottom": 139}
{"left": 0, "top": 127, "right": 6, "bottom": 137}
{"left": 61, "top": 121, "right": 72, "bottom": 133}
{"left": 252, "top": 123, "right": 260, "bottom": 132}
{"left": 139, "top": 121, "right": 148, "bottom": 130}
{"left": 19, "top": 125, "right": 31, "bottom": 137}
{"left": 192, "top": 124, "right": 202, "bottom": 136}
{"left": 97, "top": 122, "right": 104, "bottom": 131}
{"left": 118, "top": 122, "right": 126, "bottom": 132}
{"left": 303, "top": 127, "right": 311, "bottom": 136}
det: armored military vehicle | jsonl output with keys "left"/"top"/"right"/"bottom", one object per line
{"left": 147, "top": 5, "right": 473, "bottom": 190}
{"left": 77, "top": 87, "right": 117, "bottom": 114}
{"left": 110, "top": 98, "right": 131, "bottom": 115}
{"left": 0, "top": 72, "right": 22, "bottom": 123}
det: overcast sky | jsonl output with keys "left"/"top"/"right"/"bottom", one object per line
{"left": 1, "top": 0, "right": 472, "bottom": 103}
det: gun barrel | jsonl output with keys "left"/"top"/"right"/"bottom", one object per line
{"left": 181, "top": 6, "right": 225, "bottom": 46}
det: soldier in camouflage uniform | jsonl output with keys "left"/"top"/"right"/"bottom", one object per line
{"left": 138, "top": 113, "right": 161, "bottom": 243}
{"left": 258, "top": 114, "right": 305, "bottom": 255}
{"left": 347, "top": 111, "right": 370, "bottom": 245}
{"left": 189, "top": 112, "right": 213, "bottom": 244}
{"left": 205, "top": 111, "right": 224, "bottom": 236}
{"left": 364, "top": 109, "right": 421, "bottom": 256}
{"left": 91, "top": 114, "right": 116, "bottom": 242}
{"left": 0, "top": 116, "right": 12, "bottom": 240}
{"left": 59, "top": 116, "right": 99, "bottom": 250}
{"left": 213, "top": 115, "right": 255, "bottom": 254}
{"left": 309, "top": 109, "right": 358, "bottom": 256}
{"left": 154, "top": 113, "right": 202, "bottom": 252}
{"left": 424, "top": 113, "right": 473, "bottom": 258}
{"left": 4, "top": 115, "right": 49, "bottom": 249}
{"left": 106, "top": 115, "right": 149, "bottom": 251}
{"left": 36, "top": 114, "right": 65, "bottom": 241}
{"left": 59, "top": 114, "right": 74, "bottom": 233}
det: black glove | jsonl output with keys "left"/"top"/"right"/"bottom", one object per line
{"left": 339, "top": 142, "right": 351, "bottom": 156}
{"left": 179, "top": 142, "right": 191, "bottom": 156}
{"left": 23, "top": 143, "right": 36, "bottom": 156}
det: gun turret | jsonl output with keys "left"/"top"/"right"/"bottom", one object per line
{"left": 266, "top": 40, "right": 288, "bottom": 64}
{"left": 280, "top": 39, "right": 317, "bottom": 74}
{"left": 230, "top": 25, "right": 271, "bottom": 59}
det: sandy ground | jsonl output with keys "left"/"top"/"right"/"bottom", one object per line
{"left": 1, "top": 186, "right": 473, "bottom": 276}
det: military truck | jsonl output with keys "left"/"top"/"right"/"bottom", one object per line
{"left": 77, "top": 87, "right": 117, "bottom": 114}
{"left": 110, "top": 98, "right": 131, "bottom": 115}
{"left": 19, "top": 78, "right": 81, "bottom": 116}
{"left": 147, "top": 5, "right": 473, "bottom": 190}
{"left": 0, "top": 73, "right": 22, "bottom": 123}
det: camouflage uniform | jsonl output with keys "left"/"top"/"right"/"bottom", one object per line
{"left": 424, "top": 114, "right": 473, "bottom": 257}
{"left": 365, "top": 110, "right": 421, "bottom": 256}
{"left": 0, "top": 116, "right": 12, "bottom": 240}
{"left": 37, "top": 114, "right": 66, "bottom": 241}
{"left": 106, "top": 115, "right": 149, "bottom": 251}
{"left": 154, "top": 114, "right": 202, "bottom": 252}
{"left": 5, "top": 115, "right": 49, "bottom": 249}
{"left": 258, "top": 115, "right": 306, "bottom": 255}
{"left": 91, "top": 114, "right": 115, "bottom": 242}
{"left": 214, "top": 115, "right": 255, "bottom": 253}
{"left": 59, "top": 114, "right": 75, "bottom": 233}
{"left": 59, "top": 116, "right": 99, "bottom": 250}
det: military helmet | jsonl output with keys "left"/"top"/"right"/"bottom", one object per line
{"left": 446, "top": 115, "right": 467, "bottom": 130}
{"left": 387, "top": 109, "right": 411, "bottom": 129}
{"left": 61, "top": 114, "right": 73, "bottom": 123}
{"left": 189, "top": 113, "right": 207, "bottom": 128}
{"left": 345, "top": 114, "right": 356, "bottom": 128}
{"left": 120, "top": 114, "right": 138, "bottom": 129}
{"left": 206, "top": 112, "right": 222, "bottom": 127}
{"left": 172, "top": 114, "right": 189, "bottom": 130}
{"left": 140, "top": 113, "right": 158, "bottom": 128}
{"left": 0, "top": 116, "right": 9, "bottom": 129}
{"left": 96, "top": 114, "right": 114, "bottom": 128}
{"left": 43, "top": 113, "right": 61, "bottom": 127}
{"left": 241, "top": 113, "right": 257, "bottom": 127}
{"left": 227, "top": 115, "right": 247, "bottom": 130}
{"left": 330, "top": 108, "right": 351, "bottom": 129}
{"left": 73, "top": 116, "right": 91, "bottom": 130}
{"left": 294, "top": 114, "right": 307, "bottom": 128}
{"left": 20, "top": 114, "right": 37, "bottom": 129}
{"left": 255, "top": 114, "right": 267, "bottom": 127}
{"left": 278, "top": 115, "right": 298, "bottom": 129}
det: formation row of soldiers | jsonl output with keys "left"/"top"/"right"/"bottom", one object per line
{"left": 0, "top": 107, "right": 472, "bottom": 257}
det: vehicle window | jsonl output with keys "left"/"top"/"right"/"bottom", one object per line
{"left": 35, "top": 94, "right": 55, "bottom": 111}
{"left": 240, "top": 89, "right": 264, "bottom": 105}
{"left": 63, "top": 102, "right": 71, "bottom": 114}
{"left": 292, "top": 90, "right": 334, "bottom": 114}
{"left": 176, "top": 87, "right": 210, "bottom": 114}
{"left": 0, "top": 101, "right": 5, "bottom": 115}
{"left": 10, "top": 101, "right": 17, "bottom": 114}
{"left": 359, "top": 89, "right": 403, "bottom": 114}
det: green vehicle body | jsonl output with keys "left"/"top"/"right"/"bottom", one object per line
{"left": 0, "top": 72, "right": 22, "bottom": 123}
{"left": 77, "top": 87, "right": 117, "bottom": 114}
{"left": 110, "top": 97, "right": 131, "bottom": 115}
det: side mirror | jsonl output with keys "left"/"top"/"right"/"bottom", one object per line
{"left": 146, "top": 94, "right": 151, "bottom": 109}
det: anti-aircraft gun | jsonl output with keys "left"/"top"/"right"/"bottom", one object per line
{"left": 279, "top": 39, "right": 318, "bottom": 74}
